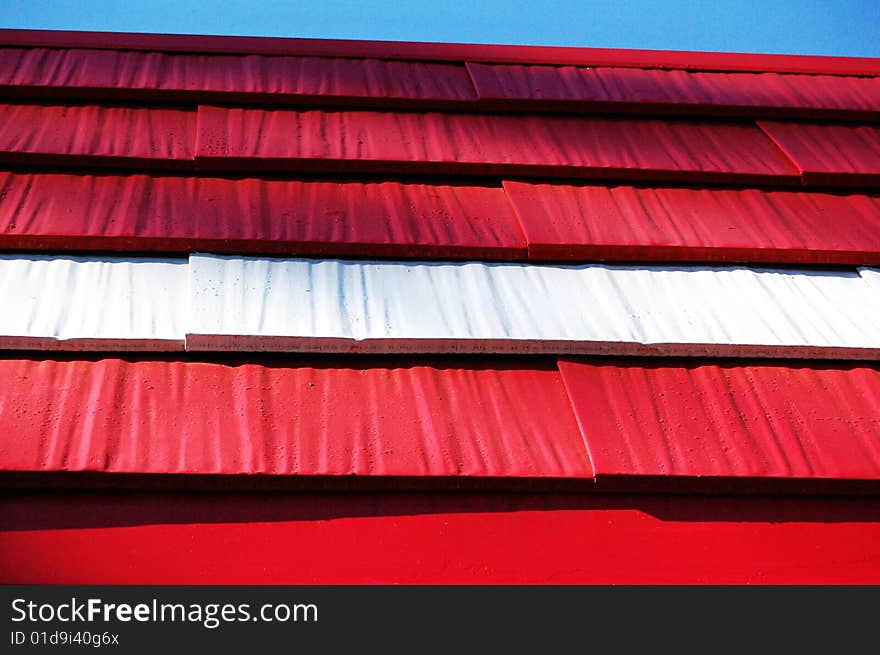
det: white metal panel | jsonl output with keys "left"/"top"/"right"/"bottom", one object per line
{"left": 186, "top": 255, "right": 880, "bottom": 358}
{"left": 0, "top": 255, "right": 187, "bottom": 350}
{"left": 860, "top": 267, "right": 880, "bottom": 294}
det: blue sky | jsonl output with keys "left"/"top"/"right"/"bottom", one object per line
{"left": 2, "top": 1, "right": 879, "bottom": 57}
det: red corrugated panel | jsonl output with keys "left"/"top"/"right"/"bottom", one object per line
{"left": 0, "top": 357, "right": 590, "bottom": 479}
{"left": 759, "top": 121, "right": 880, "bottom": 187}
{"left": 2, "top": 29, "right": 879, "bottom": 76}
{"left": 0, "top": 103, "right": 195, "bottom": 169}
{"left": 196, "top": 106, "right": 801, "bottom": 184}
{"left": 468, "top": 64, "right": 880, "bottom": 119}
{"left": 558, "top": 360, "right": 880, "bottom": 484}
{"left": 0, "top": 48, "right": 477, "bottom": 107}
{"left": 196, "top": 177, "right": 525, "bottom": 258}
{"left": 0, "top": 172, "right": 526, "bottom": 258}
{"left": 505, "top": 182, "right": 880, "bottom": 264}
{"left": 3, "top": 491, "right": 880, "bottom": 583}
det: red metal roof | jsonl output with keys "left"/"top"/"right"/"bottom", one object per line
{"left": 0, "top": 172, "right": 526, "bottom": 258}
{"left": 505, "top": 182, "right": 880, "bottom": 264}
{"left": 467, "top": 63, "right": 880, "bottom": 120}
{"left": 196, "top": 106, "right": 802, "bottom": 184}
{"left": 1, "top": 30, "right": 880, "bottom": 584}
{"left": 0, "top": 47, "right": 478, "bottom": 108}
{"left": 0, "top": 103, "right": 195, "bottom": 169}
{"left": 2, "top": 29, "right": 878, "bottom": 75}
{"left": 0, "top": 356, "right": 590, "bottom": 481}
{"left": 759, "top": 121, "right": 880, "bottom": 187}
{"left": 559, "top": 359, "right": 880, "bottom": 481}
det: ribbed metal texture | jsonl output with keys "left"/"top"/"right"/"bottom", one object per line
{"left": 468, "top": 63, "right": 880, "bottom": 119}
{"left": 4, "top": 491, "right": 880, "bottom": 583}
{"left": 195, "top": 106, "right": 801, "bottom": 184}
{"left": 0, "top": 102, "right": 196, "bottom": 168}
{"left": 559, "top": 359, "right": 880, "bottom": 480}
{"left": 195, "top": 177, "right": 525, "bottom": 258}
{"left": 0, "top": 356, "right": 591, "bottom": 478}
{"left": 759, "top": 121, "right": 880, "bottom": 187}
{"left": 0, "top": 172, "right": 526, "bottom": 258}
{"left": 0, "top": 255, "right": 186, "bottom": 349}
{"left": 0, "top": 47, "right": 477, "bottom": 105}
{"left": 505, "top": 182, "right": 880, "bottom": 264}
{"left": 3, "top": 29, "right": 879, "bottom": 75}
{"left": 186, "top": 255, "right": 880, "bottom": 358}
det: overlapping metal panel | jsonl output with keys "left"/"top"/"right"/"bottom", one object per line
{"left": 195, "top": 177, "right": 526, "bottom": 258}
{"left": 186, "top": 254, "right": 880, "bottom": 358}
{"left": 3, "top": 491, "right": 880, "bottom": 583}
{"left": 195, "top": 106, "right": 801, "bottom": 184}
{"left": 505, "top": 182, "right": 880, "bottom": 264}
{"left": 0, "top": 102, "right": 196, "bottom": 169}
{"left": 0, "top": 47, "right": 478, "bottom": 106}
{"left": 0, "top": 172, "right": 526, "bottom": 258}
{"left": 3, "top": 29, "right": 878, "bottom": 76}
{"left": 0, "top": 356, "right": 590, "bottom": 479}
{"left": 468, "top": 63, "right": 880, "bottom": 119}
{"left": 759, "top": 121, "right": 880, "bottom": 187}
{"left": 0, "top": 255, "right": 186, "bottom": 349}
{"left": 559, "top": 359, "right": 880, "bottom": 481}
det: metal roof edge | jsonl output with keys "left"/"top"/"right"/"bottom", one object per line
{"left": 0, "top": 28, "right": 878, "bottom": 76}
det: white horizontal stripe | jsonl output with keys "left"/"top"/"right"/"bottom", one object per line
{"left": 0, "top": 255, "right": 187, "bottom": 350}
{"left": 186, "top": 255, "right": 880, "bottom": 358}
{"left": 3, "top": 254, "right": 879, "bottom": 357}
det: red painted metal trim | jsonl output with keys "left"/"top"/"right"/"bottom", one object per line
{"left": 0, "top": 172, "right": 527, "bottom": 259}
{"left": 196, "top": 106, "right": 802, "bottom": 185}
{"left": 469, "top": 63, "right": 880, "bottom": 121}
{"left": 0, "top": 29, "right": 878, "bottom": 76}
{"left": 759, "top": 121, "right": 880, "bottom": 188}
{"left": 0, "top": 356, "right": 591, "bottom": 480}
{"left": 0, "top": 47, "right": 478, "bottom": 110}
{"left": 505, "top": 181, "right": 880, "bottom": 265}
{"left": 3, "top": 491, "right": 880, "bottom": 583}
{"left": 558, "top": 359, "right": 880, "bottom": 482}
{"left": 0, "top": 103, "right": 196, "bottom": 171}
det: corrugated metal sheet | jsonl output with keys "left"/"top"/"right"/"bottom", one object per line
{"left": 4, "top": 29, "right": 879, "bottom": 76}
{"left": 196, "top": 177, "right": 525, "bottom": 258}
{"left": 0, "top": 255, "right": 186, "bottom": 349}
{"left": 505, "top": 182, "right": 880, "bottom": 264}
{"left": 0, "top": 102, "right": 196, "bottom": 169}
{"left": 559, "top": 359, "right": 880, "bottom": 481}
{"left": 195, "top": 106, "right": 801, "bottom": 184}
{"left": 0, "top": 356, "right": 591, "bottom": 479}
{"left": 3, "top": 491, "right": 880, "bottom": 584}
{"left": 468, "top": 63, "right": 880, "bottom": 119}
{"left": 186, "top": 254, "right": 880, "bottom": 358}
{"left": 0, "top": 172, "right": 526, "bottom": 258}
{"left": 0, "top": 47, "right": 478, "bottom": 106}
{"left": 759, "top": 121, "right": 880, "bottom": 187}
